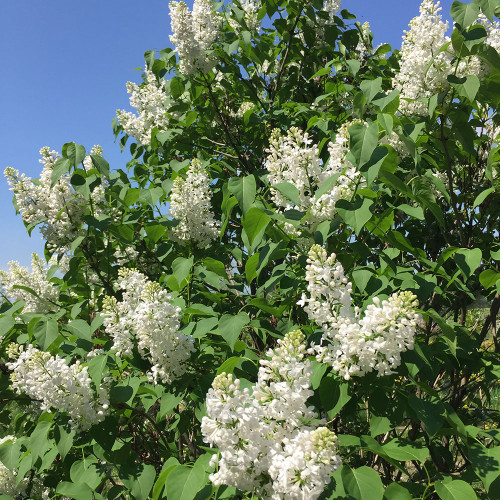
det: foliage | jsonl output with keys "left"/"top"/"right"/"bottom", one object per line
{"left": 0, "top": 0, "right": 500, "bottom": 498}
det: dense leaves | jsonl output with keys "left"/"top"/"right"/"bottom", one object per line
{"left": 0, "top": 0, "right": 499, "bottom": 499}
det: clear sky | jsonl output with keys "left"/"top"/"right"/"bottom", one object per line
{"left": 0, "top": 0, "right": 454, "bottom": 268}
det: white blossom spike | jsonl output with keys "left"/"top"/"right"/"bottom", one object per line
{"left": 299, "top": 245, "right": 420, "bottom": 379}
{"left": 202, "top": 330, "right": 341, "bottom": 499}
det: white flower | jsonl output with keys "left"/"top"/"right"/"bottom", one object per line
{"left": 116, "top": 69, "right": 171, "bottom": 146}
{"left": 354, "top": 22, "right": 374, "bottom": 60}
{"left": 113, "top": 246, "right": 139, "bottom": 266}
{"left": 4, "top": 146, "right": 106, "bottom": 256}
{"left": 457, "top": 14, "right": 500, "bottom": 79}
{"left": 102, "top": 269, "right": 195, "bottom": 384}
{"left": 230, "top": 101, "right": 255, "bottom": 118}
{"left": 380, "top": 131, "right": 410, "bottom": 159}
{"left": 313, "top": 0, "right": 341, "bottom": 43}
{"left": 201, "top": 330, "right": 341, "bottom": 499}
{"left": 0, "top": 253, "right": 59, "bottom": 314}
{"left": 7, "top": 345, "right": 109, "bottom": 431}
{"left": 320, "top": 0, "right": 342, "bottom": 26}
{"left": 300, "top": 245, "right": 420, "bottom": 379}
{"left": 169, "top": 158, "right": 220, "bottom": 247}
{"left": 169, "top": 0, "right": 219, "bottom": 75}
{"left": 229, "top": 0, "right": 261, "bottom": 33}
{"left": 265, "top": 124, "right": 364, "bottom": 234}
{"left": 393, "top": 0, "right": 452, "bottom": 115}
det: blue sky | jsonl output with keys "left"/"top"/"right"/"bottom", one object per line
{"left": 0, "top": 0, "right": 454, "bottom": 268}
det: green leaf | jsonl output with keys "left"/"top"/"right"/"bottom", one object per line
{"left": 272, "top": 182, "right": 301, "bottom": 207}
{"left": 217, "top": 356, "right": 242, "bottom": 375}
{"left": 487, "top": 145, "right": 500, "bottom": 182}
{"left": 243, "top": 207, "right": 271, "bottom": 245}
{"left": 370, "top": 415, "right": 392, "bottom": 437}
{"left": 110, "top": 376, "right": 141, "bottom": 405}
{"left": 372, "top": 89, "right": 400, "bottom": 113}
{"left": 152, "top": 458, "right": 180, "bottom": 500}
{"left": 315, "top": 172, "right": 341, "bottom": 200}
{"left": 319, "top": 375, "right": 351, "bottom": 419}
{"left": 477, "top": 0, "right": 497, "bottom": 20}
{"left": 70, "top": 458, "right": 102, "bottom": 490}
{"left": 342, "top": 466, "right": 384, "bottom": 500}
{"left": 454, "top": 248, "right": 482, "bottom": 278}
{"left": 246, "top": 252, "right": 260, "bottom": 284}
{"left": 479, "top": 269, "right": 500, "bottom": 289}
{"left": 218, "top": 313, "right": 250, "bottom": 351}
{"left": 346, "top": 59, "right": 361, "bottom": 75}
{"left": 33, "top": 318, "right": 59, "bottom": 350}
{"left": 158, "top": 390, "right": 186, "bottom": 421}
{"left": 450, "top": 1, "right": 481, "bottom": 27}
{"left": 57, "top": 482, "right": 93, "bottom": 500}
{"left": 54, "top": 425, "right": 75, "bottom": 460}
{"left": 65, "top": 143, "right": 86, "bottom": 167}
{"left": 336, "top": 198, "right": 374, "bottom": 235}
{"left": 50, "top": 158, "right": 71, "bottom": 187}
{"left": 349, "top": 122, "right": 379, "bottom": 168}
{"left": 452, "top": 25, "right": 487, "bottom": 56}
{"left": 90, "top": 155, "right": 110, "bottom": 178}
{"left": 448, "top": 74, "right": 480, "bottom": 101}
{"left": 29, "top": 420, "right": 53, "bottom": 465}
{"left": 383, "top": 439, "right": 429, "bottom": 463}
{"left": 170, "top": 76, "right": 185, "bottom": 100}
{"left": 165, "top": 463, "right": 207, "bottom": 500}
{"left": 88, "top": 355, "right": 108, "bottom": 394}
{"left": 228, "top": 175, "right": 256, "bottom": 215}
{"left": 383, "top": 483, "right": 413, "bottom": 500}
{"left": 65, "top": 319, "right": 92, "bottom": 341}
{"left": 172, "top": 256, "right": 194, "bottom": 288}
{"left": 396, "top": 204, "right": 425, "bottom": 220}
{"left": 360, "top": 77, "right": 382, "bottom": 104}
{"left": 468, "top": 444, "right": 500, "bottom": 493}
{"left": 119, "top": 463, "right": 156, "bottom": 500}
{"left": 359, "top": 146, "right": 390, "bottom": 187}
{"left": 203, "top": 258, "right": 226, "bottom": 277}
{"left": 472, "top": 187, "right": 494, "bottom": 209}
{"left": 434, "top": 479, "right": 477, "bottom": 500}
{"left": 0, "top": 316, "right": 15, "bottom": 337}
{"left": 0, "top": 437, "right": 21, "bottom": 470}
{"left": 408, "top": 395, "right": 445, "bottom": 436}
{"left": 146, "top": 224, "right": 166, "bottom": 243}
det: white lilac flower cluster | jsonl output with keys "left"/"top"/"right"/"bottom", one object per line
{"left": 394, "top": 0, "right": 500, "bottom": 115}
{"left": 102, "top": 269, "right": 195, "bottom": 384}
{"left": 6, "top": 344, "right": 109, "bottom": 431}
{"left": 231, "top": 101, "right": 255, "bottom": 119}
{"left": 201, "top": 330, "right": 341, "bottom": 500}
{"left": 0, "top": 253, "right": 58, "bottom": 314}
{"left": 169, "top": 158, "right": 220, "bottom": 247}
{"left": 5, "top": 146, "right": 106, "bottom": 256}
{"left": 228, "top": 0, "right": 261, "bottom": 33}
{"left": 310, "top": 0, "right": 342, "bottom": 45}
{"left": 320, "top": 0, "right": 342, "bottom": 26}
{"left": 113, "top": 246, "right": 139, "bottom": 266}
{"left": 457, "top": 14, "right": 500, "bottom": 80}
{"left": 354, "top": 22, "right": 373, "bottom": 59}
{"left": 380, "top": 131, "right": 410, "bottom": 159}
{"left": 116, "top": 69, "right": 171, "bottom": 146}
{"left": 393, "top": 0, "right": 452, "bottom": 115}
{"left": 169, "top": 0, "right": 219, "bottom": 76}
{"left": 266, "top": 125, "right": 363, "bottom": 234}
{"left": 298, "top": 245, "right": 419, "bottom": 380}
